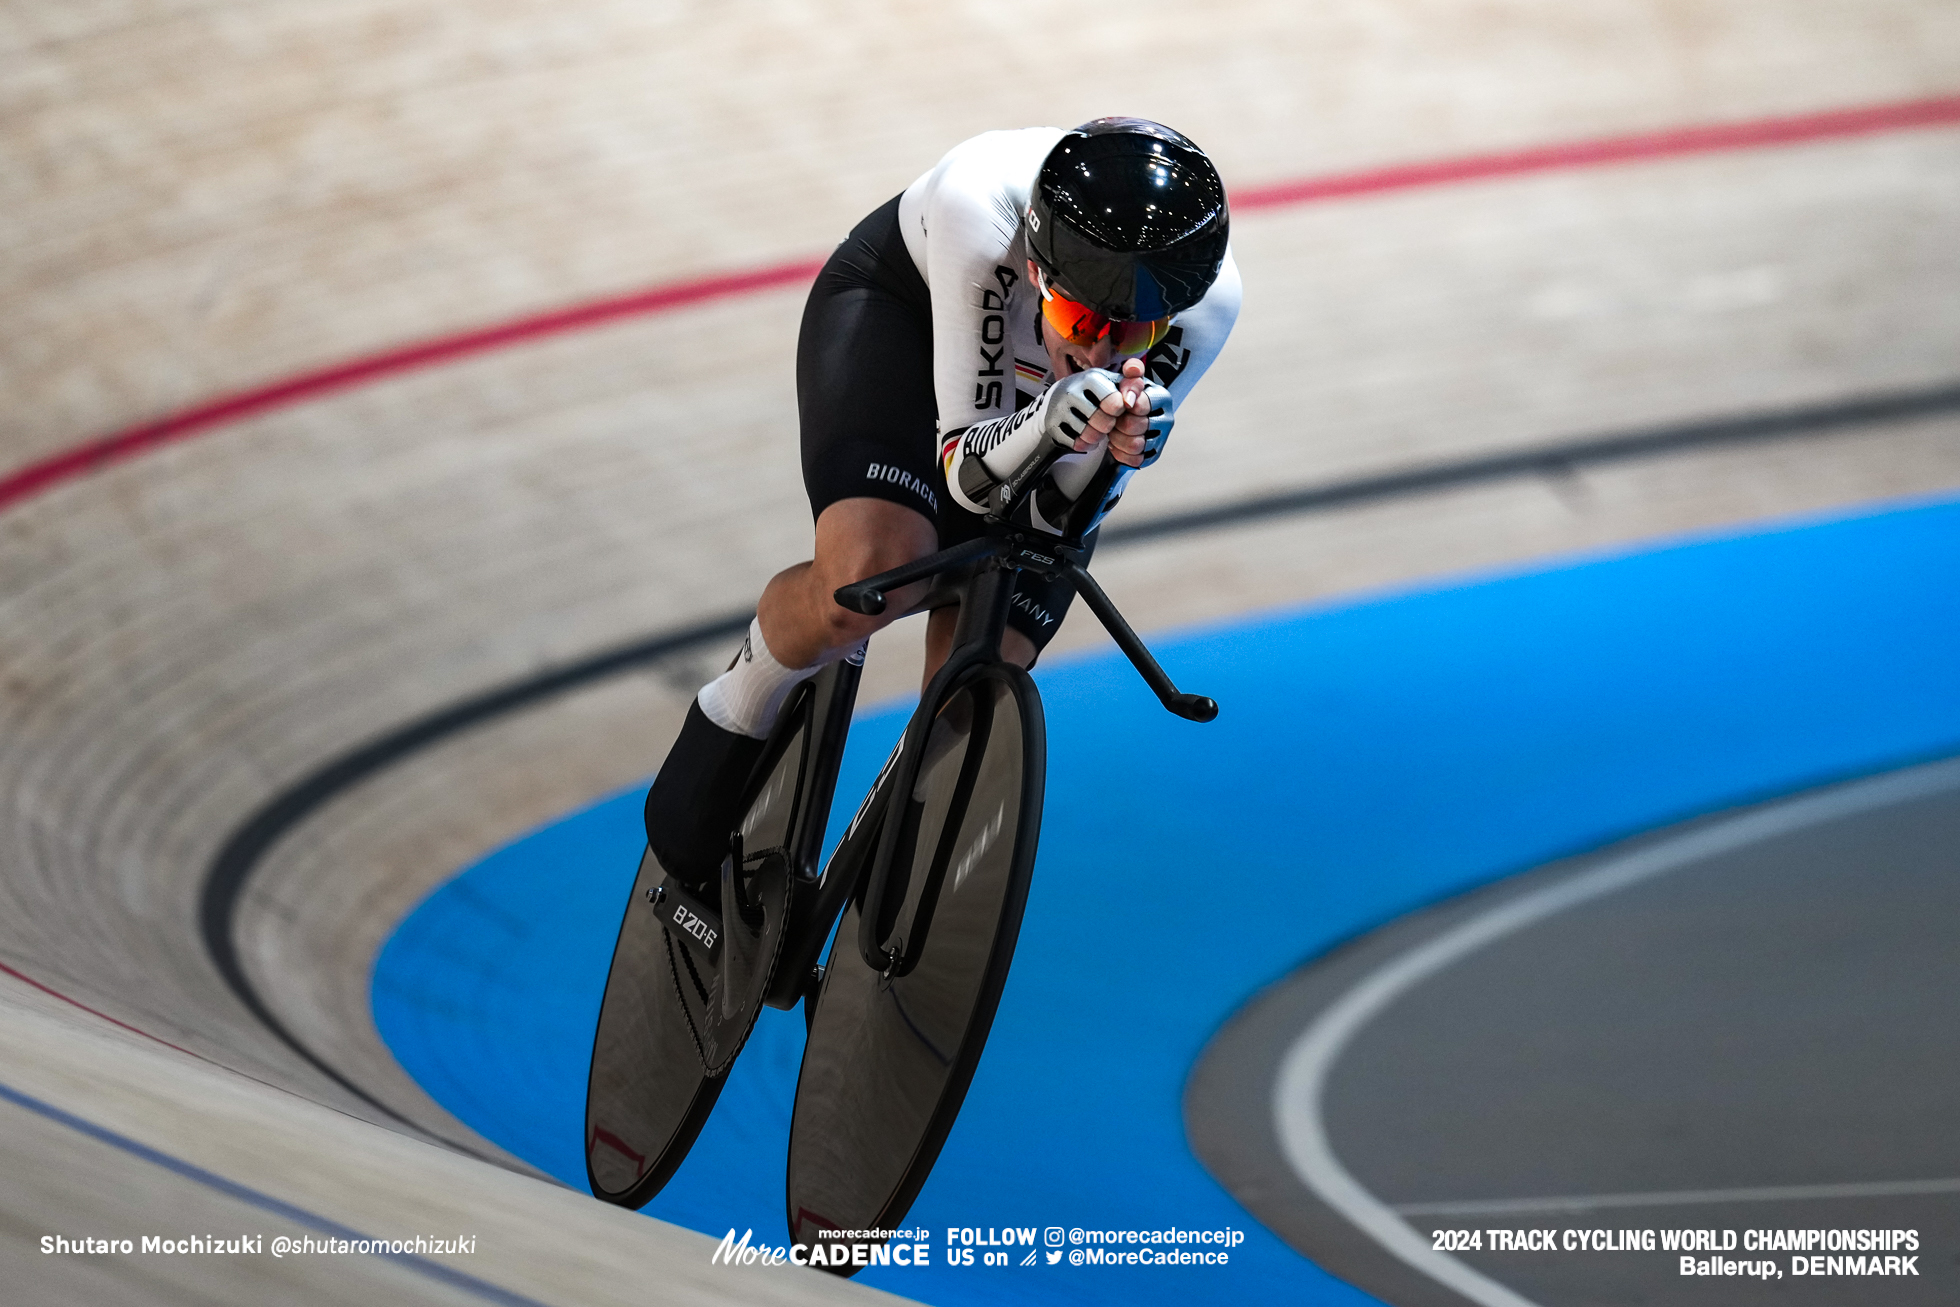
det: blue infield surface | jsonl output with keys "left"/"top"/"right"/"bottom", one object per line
{"left": 374, "top": 492, "right": 1960, "bottom": 1306}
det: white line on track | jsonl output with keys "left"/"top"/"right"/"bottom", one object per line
{"left": 1396, "top": 1176, "right": 1960, "bottom": 1217}
{"left": 1272, "top": 756, "right": 1960, "bottom": 1307}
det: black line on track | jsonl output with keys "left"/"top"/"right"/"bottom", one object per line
{"left": 198, "top": 377, "right": 1960, "bottom": 1157}
{"left": 1100, "top": 378, "right": 1960, "bottom": 546}
{"left": 198, "top": 613, "right": 751, "bottom": 1154}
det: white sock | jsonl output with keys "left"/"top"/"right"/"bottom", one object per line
{"left": 697, "top": 617, "right": 824, "bottom": 739}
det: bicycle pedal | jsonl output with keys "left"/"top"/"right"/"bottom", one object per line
{"left": 648, "top": 876, "right": 722, "bottom": 968}
{"left": 800, "top": 965, "right": 825, "bottom": 1034}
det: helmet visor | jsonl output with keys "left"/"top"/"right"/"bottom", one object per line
{"left": 1036, "top": 274, "right": 1170, "bottom": 356}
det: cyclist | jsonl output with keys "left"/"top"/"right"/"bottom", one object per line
{"left": 645, "top": 117, "right": 1241, "bottom": 895}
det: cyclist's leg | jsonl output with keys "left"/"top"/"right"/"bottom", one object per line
{"left": 679, "top": 497, "right": 929, "bottom": 767}
{"left": 757, "top": 497, "right": 936, "bottom": 670}
{"left": 769, "top": 188, "right": 944, "bottom": 679}
{"left": 645, "top": 193, "right": 938, "bottom": 894}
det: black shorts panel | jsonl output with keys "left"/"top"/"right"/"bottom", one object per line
{"left": 796, "top": 195, "right": 1088, "bottom": 652}
{"left": 796, "top": 201, "right": 942, "bottom": 524}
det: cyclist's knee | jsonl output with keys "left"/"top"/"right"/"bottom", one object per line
{"left": 810, "top": 499, "right": 936, "bottom": 636}
{"left": 812, "top": 588, "right": 888, "bottom": 645}
{"left": 817, "top": 537, "right": 918, "bottom": 589}
{"left": 811, "top": 557, "right": 914, "bottom": 644}
{"left": 814, "top": 498, "right": 935, "bottom": 567}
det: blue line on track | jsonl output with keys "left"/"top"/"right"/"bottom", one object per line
{"left": 0, "top": 1078, "right": 550, "bottom": 1307}
{"left": 374, "top": 492, "right": 1960, "bottom": 1307}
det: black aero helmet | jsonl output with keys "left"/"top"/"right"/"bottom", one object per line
{"left": 1026, "top": 118, "right": 1230, "bottom": 322}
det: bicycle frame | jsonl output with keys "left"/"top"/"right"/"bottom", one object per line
{"left": 588, "top": 446, "right": 1218, "bottom": 1216}
{"left": 827, "top": 451, "right": 1218, "bottom": 974}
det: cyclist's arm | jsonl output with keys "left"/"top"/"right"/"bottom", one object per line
{"left": 1136, "top": 247, "right": 1242, "bottom": 408}
{"left": 899, "top": 128, "right": 1061, "bottom": 434}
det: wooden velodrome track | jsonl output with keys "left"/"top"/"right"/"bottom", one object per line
{"left": 4, "top": 1, "right": 1958, "bottom": 1302}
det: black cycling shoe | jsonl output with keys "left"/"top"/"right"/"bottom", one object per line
{"left": 643, "top": 701, "right": 765, "bottom": 898}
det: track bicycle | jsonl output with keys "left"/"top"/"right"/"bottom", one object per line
{"left": 584, "top": 450, "right": 1215, "bottom": 1267}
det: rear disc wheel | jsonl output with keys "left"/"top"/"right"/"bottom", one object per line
{"left": 584, "top": 682, "right": 822, "bottom": 1206}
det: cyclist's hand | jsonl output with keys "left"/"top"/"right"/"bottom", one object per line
{"left": 1041, "top": 369, "right": 1123, "bottom": 452}
{"left": 1043, "top": 361, "right": 1165, "bottom": 468}
{"left": 1134, "top": 371, "right": 1174, "bottom": 468}
{"left": 1081, "top": 354, "right": 1152, "bottom": 468}
{"left": 1082, "top": 357, "right": 1171, "bottom": 468}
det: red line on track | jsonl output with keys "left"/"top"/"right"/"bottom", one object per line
{"left": 1231, "top": 93, "right": 1960, "bottom": 209}
{"left": 4, "top": 92, "right": 1958, "bottom": 515}
{"left": 0, "top": 260, "right": 825, "bottom": 513}
{"left": 0, "top": 958, "right": 205, "bottom": 1063}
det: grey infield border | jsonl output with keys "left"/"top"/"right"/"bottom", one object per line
{"left": 1184, "top": 756, "right": 1960, "bottom": 1307}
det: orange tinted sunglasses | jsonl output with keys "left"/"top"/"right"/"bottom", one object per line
{"left": 1035, "top": 272, "right": 1171, "bottom": 356}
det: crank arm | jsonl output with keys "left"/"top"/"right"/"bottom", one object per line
{"left": 647, "top": 874, "right": 723, "bottom": 968}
